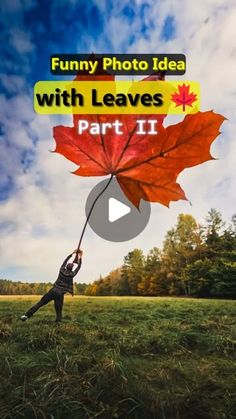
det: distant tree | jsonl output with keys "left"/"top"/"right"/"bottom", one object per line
{"left": 231, "top": 214, "right": 236, "bottom": 233}
{"left": 162, "top": 214, "right": 200, "bottom": 295}
{"left": 205, "top": 208, "right": 224, "bottom": 247}
{"left": 108, "top": 269, "right": 122, "bottom": 295}
{"left": 74, "top": 283, "right": 88, "bottom": 295}
{"left": 84, "top": 284, "right": 93, "bottom": 295}
{"left": 99, "top": 277, "right": 111, "bottom": 295}
{"left": 183, "top": 259, "right": 213, "bottom": 297}
{"left": 121, "top": 249, "right": 144, "bottom": 295}
{"left": 138, "top": 248, "right": 164, "bottom": 295}
{"left": 210, "top": 260, "right": 236, "bottom": 298}
{"left": 184, "top": 258, "right": 236, "bottom": 298}
{"left": 114, "top": 276, "right": 130, "bottom": 296}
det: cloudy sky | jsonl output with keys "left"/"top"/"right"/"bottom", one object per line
{"left": 0, "top": 0, "right": 235, "bottom": 284}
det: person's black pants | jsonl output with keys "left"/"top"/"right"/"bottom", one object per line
{"left": 25, "top": 288, "right": 64, "bottom": 321}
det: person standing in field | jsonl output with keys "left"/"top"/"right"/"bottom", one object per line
{"left": 20, "top": 249, "right": 83, "bottom": 323}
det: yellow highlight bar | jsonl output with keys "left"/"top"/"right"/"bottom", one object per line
{"left": 34, "top": 81, "right": 200, "bottom": 114}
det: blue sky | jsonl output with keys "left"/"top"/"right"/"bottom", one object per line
{"left": 0, "top": 0, "right": 235, "bottom": 283}
{"left": 1, "top": 0, "right": 172, "bottom": 85}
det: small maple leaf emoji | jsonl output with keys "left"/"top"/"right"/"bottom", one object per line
{"left": 171, "top": 83, "right": 197, "bottom": 111}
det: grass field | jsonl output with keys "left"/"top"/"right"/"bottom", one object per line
{"left": 0, "top": 296, "right": 235, "bottom": 419}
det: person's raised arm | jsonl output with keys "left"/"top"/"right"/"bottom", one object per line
{"left": 73, "top": 250, "right": 83, "bottom": 276}
{"left": 61, "top": 253, "right": 73, "bottom": 269}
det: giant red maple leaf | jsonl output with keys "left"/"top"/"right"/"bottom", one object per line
{"left": 53, "top": 74, "right": 225, "bottom": 208}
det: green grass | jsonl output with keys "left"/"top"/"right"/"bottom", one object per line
{"left": 0, "top": 296, "right": 236, "bottom": 419}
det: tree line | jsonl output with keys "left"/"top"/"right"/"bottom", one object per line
{"left": 85, "top": 209, "right": 236, "bottom": 298}
{"left": 0, "top": 209, "right": 235, "bottom": 298}
{"left": 0, "top": 280, "right": 87, "bottom": 295}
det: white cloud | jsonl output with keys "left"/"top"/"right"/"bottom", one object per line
{"left": 0, "top": 74, "right": 25, "bottom": 93}
{"left": 9, "top": 28, "right": 35, "bottom": 53}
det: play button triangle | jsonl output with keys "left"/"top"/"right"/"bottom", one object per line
{"left": 108, "top": 197, "right": 131, "bottom": 223}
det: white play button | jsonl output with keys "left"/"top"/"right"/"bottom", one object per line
{"left": 86, "top": 178, "right": 151, "bottom": 242}
{"left": 108, "top": 197, "right": 131, "bottom": 223}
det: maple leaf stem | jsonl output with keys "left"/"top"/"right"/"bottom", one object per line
{"left": 73, "top": 174, "right": 114, "bottom": 262}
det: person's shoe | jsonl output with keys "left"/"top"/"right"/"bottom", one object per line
{"left": 20, "top": 315, "right": 28, "bottom": 321}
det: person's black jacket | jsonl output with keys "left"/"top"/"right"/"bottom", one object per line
{"left": 53, "top": 254, "right": 82, "bottom": 295}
